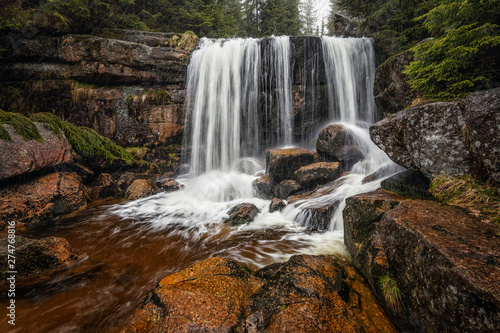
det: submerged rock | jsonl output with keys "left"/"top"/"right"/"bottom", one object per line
{"left": 125, "top": 255, "right": 396, "bottom": 333}
{"left": 225, "top": 203, "right": 260, "bottom": 226}
{"left": 0, "top": 172, "right": 87, "bottom": 227}
{"left": 266, "top": 147, "right": 315, "bottom": 184}
{"left": 125, "top": 179, "right": 160, "bottom": 200}
{"left": 269, "top": 198, "right": 286, "bottom": 213}
{"left": 0, "top": 236, "right": 79, "bottom": 289}
{"left": 274, "top": 179, "right": 301, "bottom": 200}
{"left": 294, "top": 161, "right": 341, "bottom": 189}
{"left": 343, "top": 190, "right": 500, "bottom": 332}
{"left": 156, "top": 178, "right": 180, "bottom": 192}
{"left": 0, "top": 123, "right": 74, "bottom": 181}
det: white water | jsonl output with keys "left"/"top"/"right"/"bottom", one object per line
{"left": 109, "top": 36, "right": 401, "bottom": 268}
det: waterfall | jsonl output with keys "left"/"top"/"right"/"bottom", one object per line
{"left": 322, "top": 37, "right": 376, "bottom": 124}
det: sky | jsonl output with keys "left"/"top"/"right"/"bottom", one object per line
{"left": 314, "top": 0, "right": 332, "bottom": 32}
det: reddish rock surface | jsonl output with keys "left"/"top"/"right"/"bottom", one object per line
{"left": 156, "top": 178, "right": 180, "bottom": 192}
{"left": 343, "top": 190, "right": 500, "bottom": 332}
{"left": 125, "top": 179, "right": 160, "bottom": 200}
{"left": 274, "top": 179, "right": 301, "bottom": 200}
{"left": 0, "top": 172, "right": 87, "bottom": 227}
{"left": 125, "top": 255, "right": 395, "bottom": 333}
{"left": 266, "top": 147, "right": 315, "bottom": 184}
{"left": 269, "top": 198, "right": 286, "bottom": 213}
{"left": 316, "top": 124, "right": 363, "bottom": 169}
{"left": 0, "top": 123, "right": 73, "bottom": 181}
{"left": 294, "top": 161, "right": 340, "bottom": 188}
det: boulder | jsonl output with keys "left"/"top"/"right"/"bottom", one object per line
{"left": 343, "top": 191, "right": 500, "bottom": 332}
{"left": 269, "top": 198, "right": 286, "bottom": 213}
{"left": 332, "top": 14, "right": 362, "bottom": 38}
{"left": 316, "top": 124, "right": 363, "bottom": 169}
{"left": 253, "top": 174, "right": 273, "bottom": 199}
{"left": 225, "top": 203, "right": 260, "bottom": 226}
{"left": 125, "top": 179, "right": 160, "bottom": 200}
{"left": 274, "top": 179, "right": 301, "bottom": 200}
{"left": 380, "top": 170, "right": 433, "bottom": 199}
{"left": 0, "top": 123, "right": 73, "bottom": 181}
{"left": 87, "top": 173, "right": 121, "bottom": 201}
{"left": 266, "top": 148, "right": 315, "bottom": 184}
{"left": 125, "top": 255, "right": 395, "bottom": 333}
{"left": 0, "top": 172, "right": 87, "bottom": 227}
{"left": 374, "top": 50, "right": 420, "bottom": 116}
{"left": 370, "top": 88, "right": 500, "bottom": 186}
{"left": 294, "top": 162, "right": 341, "bottom": 188}
{"left": 0, "top": 236, "right": 79, "bottom": 288}
{"left": 117, "top": 173, "right": 156, "bottom": 192}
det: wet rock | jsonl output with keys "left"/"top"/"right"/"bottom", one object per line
{"left": 370, "top": 88, "right": 500, "bottom": 186}
{"left": 253, "top": 175, "right": 273, "bottom": 199}
{"left": 274, "top": 179, "right": 301, "bottom": 200}
{"left": 125, "top": 179, "right": 160, "bottom": 200}
{"left": 269, "top": 198, "right": 286, "bottom": 213}
{"left": 87, "top": 173, "right": 121, "bottom": 201}
{"left": 294, "top": 162, "right": 341, "bottom": 189}
{"left": 316, "top": 124, "right": 363, "bottom": 170}
{"left": 225, "top": 203, "right": 260, "bottom": 226}
{"left": 156, "top": 178, "right": 180, "bottom": 192}
{"left": 266, "top": 148, "right": 315, "bottom": 184}
{"left": 343, "top": 191, "right": 500, "bottom": 332}
{"left": 0, "top": 123, "right": 74, "bottom": 181}
{"left": 0, "top": 172, "right": 87, "bottom": 226}
{"left": 374, "top": 50, "right": 419, "bottom": 116}
{"left": 124, "top": 257, "right": 263, "bottom": 333}
{"left": 117, "top": 173, "right": 156, "bottom": 192}
{"left": 0, "top": 236, "right": 79, "bottom": 288}
{"left": 381, "top": 170, "right": 432, "bottom": 199}
{"left": 125, "top": 255, "right": 394, "bottom": 333}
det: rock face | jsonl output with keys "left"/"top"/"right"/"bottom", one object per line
{"left": 0, "top": 123, "right": 73, "bottom": 181}
{"left": 269, "top": 198, "right": 286, "bottom": 213}
{"left": 380, "top": 170, "right": 432, "bottom": 199}
{"left": 266, "top": 148, "right": 315, "bottom": 184}
{"left": 274, "top": 179, "right": 301, "bottom": 200}
{"left": 125, "top": 179, "right": 160, "bottom": 200}
{"left": 374, "top": 50, "right": 419, "bottom": 116}
{"left": 225, "top": 203, "right": 260, "bottom": 226}
{"left": 0, "top": 236, "right": 79, "bottom": 286}
{"left": 316, "top": 124, "right": 363, "bottom": 170}
{"left": 332, "top": 14, "right": 361, "bottom": 38}
{"left": 294, "top": 162, "right": 341, "bottom": 188}
{"left": 125, "top": 255, "right": 396, "bottom": 333}
{"left": 371, "top": 88, "right": 500, "bottom": 186}
{"left": 253, "top": 175, "right": 273, "bottom": 199}
{"left": 343, "top": 191, "right": 500, "bottom": 332}
{"left": 0, "top": 172, "right": 87, "bottom": 227}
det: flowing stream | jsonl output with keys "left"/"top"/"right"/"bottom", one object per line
{"left": 1, "top": 36, "right": 402, "bottom": 332}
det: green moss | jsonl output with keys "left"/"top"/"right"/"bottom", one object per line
{"left": 379, "top": 275, "right": 403, "bottom": 313}
{"left": 0, "top": 123, "right": 11, "bottom": 141}
{"left": 31, "top": 112, "right": 135, "bottom": 165}
{"left": 0, "top": 109, "right": 43, "bottom": 142}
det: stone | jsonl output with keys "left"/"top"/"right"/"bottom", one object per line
{"left": 266, "top": 148, "right": 315, "bottom": 184}
{"left": 380, "top": 170, "right": 433, "bottom": 199}
{"left": 124, "top": 257, "right": 263, "bottom": 333}
{"left": 117, "top": 173, "right": 156, "bottom": 192}
{"left": 374, "top": 50, "right": 420, "bottom": 116}
{"left": 370, "top": 88, "right": 500, "bottom": 187}
{"left": 343, "top": 191, "right": 500, "bottom": 332}
{"left": 0, "top": 236, "right": 79, "bottom": 289}
{"left": 125, "top": 255, "right": 394, "bottom": 333}
{"left": 269, "top": 198, "right": 286, "bottom": 213}
{"left": 316, "top": 124, "right": 363, "bottom": 170}
{"left": 225, "top": 203, "right": 260, "bottom": 226}
{"left": 125, "top": 179, "right": 160, "bottom": 200}
{"left": 87, "top": 173, "right": 121, "bottom": 200}
{"left": 0, "top": 172, "right": 87, "bottom": 227}
{"left": 294, "top": 161, "right": 341, "bottom": 188}
{"left": 253, "top": 175, "right": 273, "bottom": 199}
{"left": 0, "top": 123, "right": 73, "bottom": 181}
{"left": 274, "top": 179, "right": 301, "bottom": 200}
{"left": 332, "top": 14, "right": 362, "bottom": 38}
{"left": 156, "top": 178, "right": 180, "bottom": 192}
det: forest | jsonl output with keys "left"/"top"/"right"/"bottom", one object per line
{"left": 1, "top": 0, "right": 499, "bottom": 99}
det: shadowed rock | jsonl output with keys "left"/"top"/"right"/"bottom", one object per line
{"left": 274, "top": 179, "right": 301, "bottom": 200}
{"left": 269, "top": 198, "right": 286, "bottom": 213}
{"left": 225, "top": 203, "right": 260, "bottom": 226}
{"left": 316, "top": 124, "right": 363, "bottom": 170}
{"left": 266, "top": 148, "right": 315, "bottom": 184}
{"left": 295, "top": 161, "right": 341, "bottom": 189}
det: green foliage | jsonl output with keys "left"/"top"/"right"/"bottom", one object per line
{"left": 31, "top": 112, "right": 135, "bottom": 165}
{"left": 405, "top": 0, "right": 500, "bottom": 100}
{"left": 0, "top": 109, "right": 43, "bottom": 142}
{"left": 260, "top": 0, "right": 301, "bottom": 37}
{"left": 378, "top": 275, "right": 403, "bottom": 313}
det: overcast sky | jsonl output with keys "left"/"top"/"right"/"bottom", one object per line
{"left": 314, "top": 0, "right": 332, "bottom": 31}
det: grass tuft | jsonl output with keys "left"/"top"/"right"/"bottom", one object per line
{"left": 379, "top": 275, "right": 403, "bottom": 313}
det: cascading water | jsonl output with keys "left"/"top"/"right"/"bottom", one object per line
{"left": 110, "top": 35, "right": 401, "bottom": 268}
